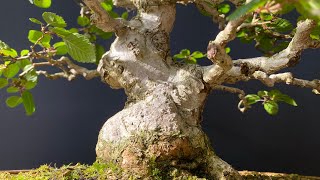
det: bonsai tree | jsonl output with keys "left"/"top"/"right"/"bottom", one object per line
{"left": 1, "top": 0, "right": 319, "bottom": 179}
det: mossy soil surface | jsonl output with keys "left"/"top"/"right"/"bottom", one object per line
{"left": 1, "top": 161, "right": 320, "bottom": 180}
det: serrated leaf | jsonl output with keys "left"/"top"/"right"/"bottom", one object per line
{"left": 264, "top": 101, "right": 279, "bottom": 115}
{"left": 29, "top": 18, "right": 43, "bottom": 25}
{"left": 6, "top": 96, "right": 23, "bottom": 108}
{"left": 63, "top": 33, "right": 96, "bottom": 63}
{"left": 42, "top": 12, "right": 67, "bottom": 28}
{"left": 22, "top": 90, "right": 36, "bottom": 116}
{"left": 3, "top": 63, "right": 20, "bottom": 78}
{"left": 28, "top": 30, "right": 51, "bottom": 48}
{"left": 33, "top": 0, "right": 51, "bottom": 8}
{"left": 77, "top": 16, "right": 90, "bottom": 27}
{"left": 245, "top": 94, "right": 261, "bottom": 105}
{"left": 0, "top": 78, "right": 8, "bottom": 89}
{"left": 227, "top": 0, "right": 268, "bottom": 21}
{"left": 53, "top": 42, "right": 68, "bottom": 55}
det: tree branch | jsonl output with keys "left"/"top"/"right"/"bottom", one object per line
{"left": 251, "top": 71, "right": 320, "bottom": 94}
{"left": 35, "top": 57, "right": 100, "bottom": 81}
{"left": 83, "top": 0, "right": 124, "bottom": 32}
{"left": 203, "top": 14, "right": 250, "bottom": 84}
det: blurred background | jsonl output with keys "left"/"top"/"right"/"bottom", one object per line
{"left": 0, "top": 0, "right": 319, "bottom": 176}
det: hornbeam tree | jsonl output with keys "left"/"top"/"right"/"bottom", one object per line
{"left": 1, "top": 0, "right": 320, "bottom": 179}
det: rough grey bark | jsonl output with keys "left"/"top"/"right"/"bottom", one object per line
{"left": 88, "top": 1, "right": 242, "bottom": 179}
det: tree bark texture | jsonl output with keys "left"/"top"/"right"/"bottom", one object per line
{"left": 94, "top": 2, "right": 241, "bottom": 179}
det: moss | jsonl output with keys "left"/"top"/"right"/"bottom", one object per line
{"left": 0, "top": 161, "right": 208, "bottom": 180}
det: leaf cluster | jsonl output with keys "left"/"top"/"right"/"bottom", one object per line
{"left": 245, "top": 89, "right": 297, "bottom": 115}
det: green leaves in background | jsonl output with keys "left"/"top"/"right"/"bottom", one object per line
{"left": 227, "top": 0, "right": 268, "bottom": 21}
{"left": 173, "top": 49, "right": 205, "bottom": 64}
{"left": 244, "top": 89, "right": 297, "bottom": 115}
{"left": 29, "top": 0, "right": 52, "bottom": 8}
{"left": 295, "top": 0, "right": 320, "bottom": 21}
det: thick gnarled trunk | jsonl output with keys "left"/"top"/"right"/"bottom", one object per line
{"left": 95, "top": 2, "right": 241, "bottom": 179}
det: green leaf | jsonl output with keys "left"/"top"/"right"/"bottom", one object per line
{"left": 191, "top": 51, "right": 205, "bottom": 59}
{"left": 101, "top": 2, "right": 112, "bottom": 12}
{"left": 3, "top": 63, "right": 20, "bottom": 78}
{"left": 225, "top": 47, "right": 231, "bottom": 54}
{"left": 22, "top": 90, "right": 36, "bottom": 116}
{"left": 33, "top": 0, "right": 51, "bottom": 8}
{"left": 257, "top": 90, "right": 268, "bottom": 97}
{"left": 121, "top": 12, "right": 129, "bottom": 20}
{"left": 29, "top": 18, "right": 43, "bottom": 25}
{"left": 17, "top": 59, "right": 32, "bottom": 69}
{"left": 28, "top": 30, "right": 51, "bottom": 48}
{"left": 42, "top": 12, "right": 67, "bottom": 28}
{"left": 22, "top": 65, "right": 38, "bottom": 82}
{"left": 0, "top": 41, "right": 9, "bottom": 50}
{"left": 20, "top": 50, "right": 30, "bottom": 56}
{"left": 24, "top": 81, "right": 37, "bottom": 90}
{"left": 260, "top": 13, "right": 273, "bottom": 21}
{"left": 0, "top": 48, "right": 18, "bottom": 58}
{"left": 95, "top": 44, "right": 105, "bottom": 63}
{"left": 69, "top": 28, "right": 79, "bottom": 33}
{"left": 63, "top": 33, "right": 96, "bottom": 63}
{"left": 0, "top": 78, "right": 8, "bottom": 89}
{"left": 271, "top": 18, "right": 293, "bottom": 33}
{"left": 77, "top": 16, "right": 90, "bottom": 27}
{"left": 264, "top": 101, "right": 279, "bottom": 115}
{"left": 50, "top": 27, "right": 72, "bottom": 37}
{"left": 227, "top": 0, "right": 268, "bottom": 21}
{"left": 7, "top": 87, "right": 19, "bottom": 93}
{"left": 217, "top": 3, "right": 231, "bottom": 14}
{"left": 53, "top": 42, "right": 68, "bottom": 55}
{"left": 6, "top": 96, "right": 23, "bottom": 108}
{"left": 180, "top": 49, "right": 190, "bottom": 56}
{"left": 277, "top": 94, "right": 298, "bottom": 106}
{"left": 173, "top": 54, "right": 186, "bottom": 60}
{"left": 245, "top": 94, "right": 261, "bottom": 105}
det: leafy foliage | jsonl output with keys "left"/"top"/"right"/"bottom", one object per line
{"left": 173, "top": 49, "right": 206, "bottom": 64}
{"left": 244, "top": 89, "right": 297, "bottom": 115}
